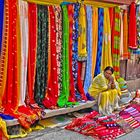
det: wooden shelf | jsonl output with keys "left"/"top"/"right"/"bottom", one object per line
{"left": 5, "top": 101, "right": 96, "bottom": 127}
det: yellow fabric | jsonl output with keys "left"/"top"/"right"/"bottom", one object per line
{"left": 91, "top": 7, "right": 98, "bottom": 77}
{"left": 0, "top": 118, "right": 9, "bottom": 139}
{"left": 88, "top": 72, "right": 121, "bottom": 114}
{"left": 101, "top": 8, "right": 112, "bottom": 71}
{"left": 78, "top": 4, "right": 87, "bottom": 60}
{"left": 24, "top": 0, "right": 60, "bottom": 5}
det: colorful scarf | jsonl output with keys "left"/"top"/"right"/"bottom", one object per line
{"left": 78, "top": 4, "right": 87, "bottom": 61}
{"left": 91, "top": 7, "right": 98, "bottom": 78}
{"left": 18, "top": 0, "right": 29, "bottom": 106}
{"left": 57, "top": 5, "right": 71, "bottom": 107}
{"left": 0, "top": 0, "right": 9, "bottom": 109}
{"left": 84, "top": 6, "right": 93, "bottom": 94}
{"left": 129, "top": 2, "right": 137, "bottom": 49}
{"left": 27, "top": 3, "right": 37, "bottom": 104}
{"left": 0, "top": 0, "right": 4, "bottom": 52}
{"left": 67, "top": 4, "right": 76, "bottom": 102}
{"left": 101, "top": 8, "right": 112, "bottom": 71}
{"left": 43, "top": 6, "right": 59, "bottom": 109}
{"left": 35, "top": 5, "right": 48, "bottom": 107}
{"left": 136, "top": 4, "right": 140, "bottom": 48}
{"left": 94, "top": 8, "right": 104, "bottom": 77}
{"left": 111, "top": 7, "right": 121, "bottom": 76}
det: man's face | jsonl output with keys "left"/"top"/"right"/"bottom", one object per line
{"left": 104, "top": 70, "right": 112, "bottom": 79}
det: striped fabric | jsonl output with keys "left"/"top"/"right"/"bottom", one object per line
{"left": 111, "top": 7, "right": 121, "bottom": 76}
{"left": 94, "top": 8, "right": 104, "bottom": 77}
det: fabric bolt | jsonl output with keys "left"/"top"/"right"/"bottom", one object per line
{"left": 123, "top": 9, "right": 129, "bottom": 59}
{"left": 129, "top": 2, "right": 137, "bottom": 49}
{"left": 136, "top": 4, "right": 140, "bottom": 48}
{"left": 94, "top": 8, "right": 104, "bottom": 77}
{"left": 78, "top": 4, "right": 87, "bottom": 61}
{"left": 27, "top": 3, "right": 37, "bottom": 104}
{"left": 67, "top": 4, "right": 76, "bottom": 102}
{"left": 0, "top": 0, "right": 4, "bottom": 52}
{"left": 111, "top": 7, "right": 121, "bottom": 76}
{"left": 35, "top": 5, "right": 48, "bottom": 107}
{"left": 43, "top": 6, "right": 59, "bottom": 109}
{"left": 0, "top": 0, "right": 9, "bottom": 109}
{"left": 91, "top": 7, "right": 98, "bottom": 78}
{"left": 84, "top": 6, "right": 93, "bottom": 94}
{"left": 18, "top": 0, "right": 29, "bottom": 106}
{"left": 2, "top": 0, "right": 20, "bottom": 111}
{"left": 54, "top": 6, "right": 62, "bottom": 97}
{"left": 101, "top": 8, "right": 112, "bottom": 71}
{"left": 58, "top": 5, "right": 72, "bottom": 107}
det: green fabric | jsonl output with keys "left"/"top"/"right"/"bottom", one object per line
{"left": 34, "top": 5, "right": 48, "bottom": 106}
{"left": 57, "top": 5, "right": 77, "bottom": 107}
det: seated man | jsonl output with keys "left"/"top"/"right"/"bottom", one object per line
{"left": 88, "top": 66, "right": 121, "bottom": 115}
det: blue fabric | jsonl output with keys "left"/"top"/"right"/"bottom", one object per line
{"left": 84, "top": 6, "right": 93, "bottom": 94}
{"left": 0, "top": 0, "right": 4, "bottom": 52}
{"left": 94, "top": 8, "right": 104, "bottom": 77}
{"left": 73, "top": 3, "right": 82, "bottom": 100}
{"left": 0, "top": 113, "right": 14, "bottom": 120}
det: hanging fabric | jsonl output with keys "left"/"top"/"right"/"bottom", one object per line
{"left": 43, "top": 6, "right": 59, "bottom": 109}
{"left": 18, "top": 0, "right": 29, "bottom": 106}
{"left": 78, "top": 4, "right": 87, "bottom": 61}
{"left": 128, "top": 2, "right": 137, "bottom": 49}
{"left": 111, "top": 7, "right": 121, "bottom": 76}
{"left": 0, "top": 0, "right": 9, "bottom": 109}
{"left": 91, "top": 7, "right": 98, "bottom": 78}
{"left": 101, "top": 8, "right": 112, "bottom": 71}
{"left": 94, "top": 8, "right": 104, "bottom": 77}
{"left": 67, "top": 4, "right": 76, "bottom": 102}
{"left": 35, "top": 5, "right": 48, "bottom": 107}
{"left": 2, "top": 0, "right": 20, "bottom": 111}
{"left": 54, "top": 6, "right": 62, "bottom": 97}
{"left": 123, "top": 9, "right": 129, "bottom": 59}
{"left": 84, "top": 6, "right": 93, "bottom": 94}
{"left": 0, "top": 0, "right": 4, "bottom": 52}
{"left": 136, "top": 4, "right": 140, "bottom": 48}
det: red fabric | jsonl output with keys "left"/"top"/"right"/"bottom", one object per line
{"left": 43, "top": 6, "right": 58, "bottom": 109}
{"left": 77, "top": 62, "right": 87, "bottom": 101}
{"left": 128, "top": 2, "right": 137, "bottom": 49}
{"left": 27, "top": 3, "right": 37, "bottom": 104}
{"left": 109, "top": 7, "right": 114, "bottom": 30}
{"left": 67, "top": 5, "right": 76, "bottom": 102}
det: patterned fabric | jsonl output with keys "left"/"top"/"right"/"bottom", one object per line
{"left": 101, "top": 8, "right": 112, "bottom": 71}
{"left": 67, "top": 4, "right": 76, "bottom": 102}
{"left": 91, "top": 7, "right": 98, "bottom": 78}
{"left": 18, "top": 0, "right": 29, "bottom": 105}
{"left": 111, "top": 7, "right": 121, "bottom": 76}
{"left": 136, "top": 4, "right": 140, "bottom": 48}
{"left": 2, "top": 0, "right": 20, "bottom": 111}
{"left": 43, "top": 6, "right": 58, "bottom": 109}
{"left": 78, "top": 4, "right": 87, "bottom": 61}
{"left": 129, "top": 2, "right": 137, "bottom": 49}
{"left": 58, "top": 5, "right": 72, "bottom": 107}
{"left": 0, "top": 0, "right": 9, "bottom": 109}
{"left": 27, "top": 3, "right": 37, "bottom": 104}
{"left": 35, "top": 5, "right": 48, "bottom": 106}
{"left": 84, "top": 6, "right": 93, "bottom": 94}
{"left": 54, "top": 6, "right": 62, "bottom": 97}
{"left": 94, "top": 8, "right": 104, "bottom": 77}
{"left": 0, "top": 0, "right": 4, "bottom": 52}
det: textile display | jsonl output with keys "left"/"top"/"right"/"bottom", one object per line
{"left": 84, "top": 6, "right": 93, "bottom": 95}
{"left": 94, "top": 8, "right": 104, "bottom": 77}
{"left": 136, "top": 4, "right": 140, "bottom": 48}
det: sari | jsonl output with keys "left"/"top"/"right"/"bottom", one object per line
{"left": 88, "top": 72, "right": 121, "bottom": 115}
